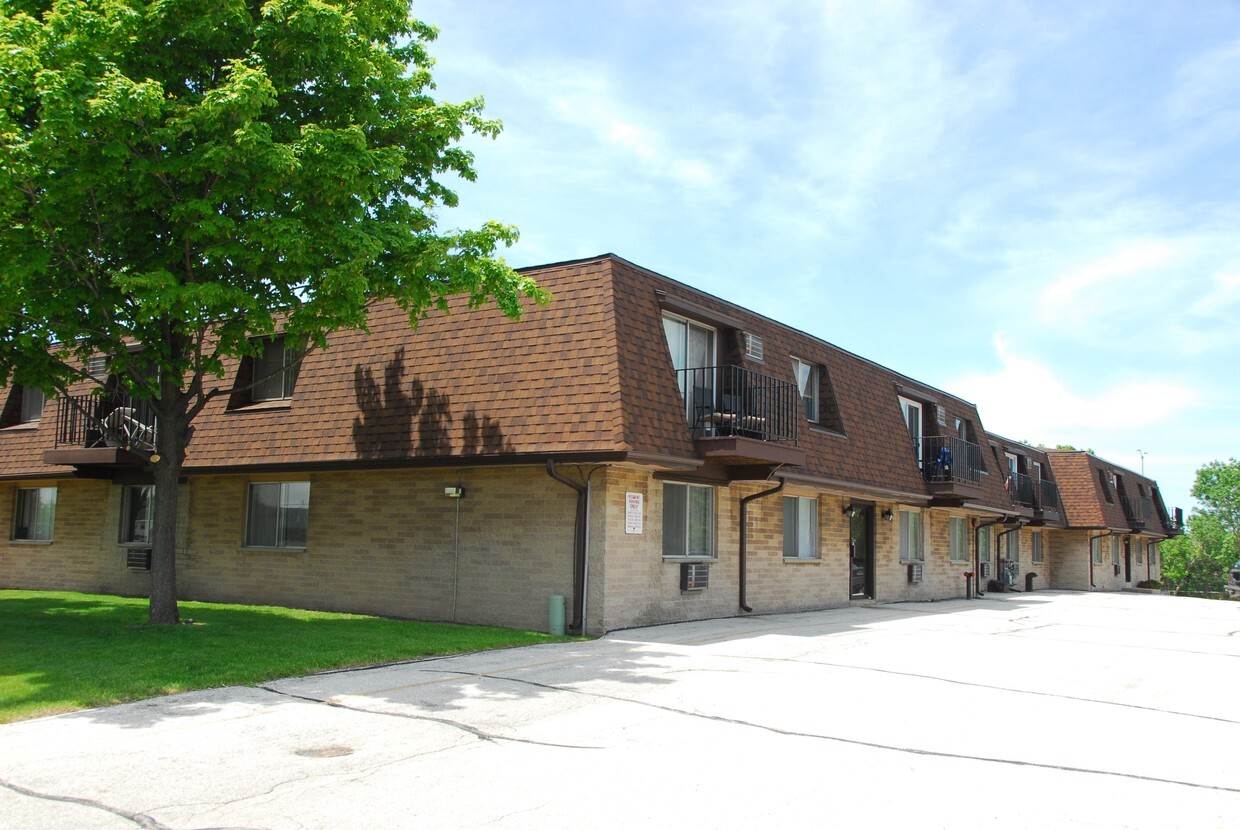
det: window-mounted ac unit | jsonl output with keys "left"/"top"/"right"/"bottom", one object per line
{"left": 907, "top": 563, "right": 923, "bottom": 584}
{"left": 743, "top": 332, "right": 764, "bottom": 361}
{"left": 126, "top": 548, "right": 152, "bottom": 571}
{"left": 681, "top": 562, "right": 709, "bottom": 591}
{"left": 979, "top": 561, "right": 991, "bottom": 579}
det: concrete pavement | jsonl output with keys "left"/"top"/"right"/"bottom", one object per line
{"left": 1, "top": 590, "right": 1237, "bottom": 829}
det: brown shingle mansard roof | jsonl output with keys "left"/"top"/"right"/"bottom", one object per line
{"left": 1046, "top": 450, "right": 1178, "bottom": 537}
{"left": 0, "top": 254, "right": 1032, "bottom": 514}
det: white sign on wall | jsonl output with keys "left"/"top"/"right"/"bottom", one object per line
{"left": 625, "top": 492, "right": 644, "bottom": 534}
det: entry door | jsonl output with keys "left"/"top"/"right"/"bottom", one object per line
{"left": 850, "top": 504, "right": 874, "bottom": 599}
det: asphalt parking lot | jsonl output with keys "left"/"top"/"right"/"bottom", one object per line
{"left": 1, "top": 590, "right": 1237, "bottom": 829}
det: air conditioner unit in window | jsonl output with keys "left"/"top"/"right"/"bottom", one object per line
{"left": 907, "top": 563, "right": 923, "bottom": 584}
{"left": 126, "top": 548, "right": 152, "bottom": 571}
{"left": 681, "top": 562, "right": 709, "bottom": 591}
{"left": 979, "top": 562, "right": 991, "bottom": 579}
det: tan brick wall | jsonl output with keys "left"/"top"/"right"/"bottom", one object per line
{"left": 2, "top": 467, "right": 579, "bottom": 632}
{"left": 179, "top": 467, "right": 578, "bottom": 630}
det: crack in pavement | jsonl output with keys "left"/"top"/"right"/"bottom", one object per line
{"left": 0, "top": 778, "right": 181, "bottom": 830}
{"left": 421, "top": 669, "right": 1240, "bottom": 796}
{"left": 254, "top": 684, "right": 600, "bottom": 750}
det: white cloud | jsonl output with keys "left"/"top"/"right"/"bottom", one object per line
{"left": 952, "top": 335, "right": 1199, "bottom": 442}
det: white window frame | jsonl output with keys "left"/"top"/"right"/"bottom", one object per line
{"left": 1091, "top": 537, "right": 1103, "bottom": 565}
{"left": 791, "top": 358, "right": 818, "bottom": 423}
{"left": 245, "top": 481, "right": 311, "bottom": 548}
{"left": 252, "top": 337, "right": 298, "bottom": 402}
{"left": 1031, "top": 531, "right": 1044, "bottom": 564}
{"left": 898, "top": 508, "right": 924, "bottom": 562}
{"left": 978, "top": 526, "right": 992, "bottom": 563}
{"left": 13, "top": 487, "right": 56, "bottom": 541}
{"left": 1111, "top": 536, "right": 1121, "bottom": 566}
{"left": 1135, "top": 539, "right": 1144, "bottom": 564}
{"left": 19, "top": 387, "right": 46, "bottom": 423}
{"left": 899, "top": 397, "right": 922, "bottom": 465}
{"left": 1149, "top": 543, "right": 1158, "bottom": 566}
{"left": 782, "top": 495, "right": 819, "bottom": 559}
{"left": 119, "top": 484, "right": 154, "bottom": 545}
{"left": 662, "top": 482, "right": 715, "bottom": 559}
{"left": 949, "top": 516, "right": 969, "bottom": 562}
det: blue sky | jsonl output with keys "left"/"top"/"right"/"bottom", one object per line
{"left": 415, "top": 0, "right": 1240, "bottom": 514}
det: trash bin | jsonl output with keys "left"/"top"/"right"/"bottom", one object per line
{"left": 1025, "top": 572, "right": 1038, "bottom": 592}
{"left": 548, "top": 595, "right": 566, "bottom": 635}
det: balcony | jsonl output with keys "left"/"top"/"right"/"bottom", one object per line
{"left": 918, "top": 435, "right": 984, "bottom": 503}
{"left": 675, "top": 365, "right": 806, "bottom": 476}
{"left": 43, "top": 393, "right": 157, "bottom": 469}
{"left": 1008, "top": 473, "right": 1061, "bottom": 522}
{"left": 1121, "top": 493, "right": 1151, "bottom": 532}
{"left": 1038, "top": 478, "right": 1061, "bottom": 519}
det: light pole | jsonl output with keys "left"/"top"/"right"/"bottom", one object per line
{"left": 1136, "top": 449, "right": 1147, "bottom": 476}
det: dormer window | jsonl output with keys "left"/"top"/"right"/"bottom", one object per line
{"left": 253, "top": 337, "right": 298, "bottom": 402}
{"left": 899, "top": 397, "right": 922, "bottom": 463}
{"left": 19, "top": 387, "right": 45, "bottom": 422}
{"left": 792, "top": 358, "right": 818, "bottom": 422}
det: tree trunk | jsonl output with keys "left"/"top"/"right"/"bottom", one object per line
{"left": 147, "top": 389, "right": 188, "bottom": 625}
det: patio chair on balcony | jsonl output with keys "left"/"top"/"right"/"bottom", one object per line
{"left": 101, "top": 407, "right": 156, "bottom": 452}
{"left": 926, "top": 444, "right": 953, "bottom": 482}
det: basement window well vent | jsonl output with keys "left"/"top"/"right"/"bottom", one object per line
{"left": 907, "top": 563, "right": 923, "bottom": 584}
{"left": 126, "top": 548, "right": 152, "bottom": 571}
{"left": 681, "top": 562, "right": 710, "bottom": 591}
{"left": 743, "top": 332, "right": 764, "bottom": 361}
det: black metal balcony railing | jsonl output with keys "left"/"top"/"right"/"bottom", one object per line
{"left": 1011, "top": 472, "right": 1037, "bottom": 508}
{"left": 918, "top": 435, "right": 983, "bottom": 487}
{"left": 1038, "top": 478, "right": 1061, "bottom": 513}
{"left": 1121, "top": 493, "right": 1151, "bottom": 528}
{"left": 54, "top": 393, "right": 157, "bottom": 452}
{"left": 675, "top": 365, "right": 799, "bottom": 445}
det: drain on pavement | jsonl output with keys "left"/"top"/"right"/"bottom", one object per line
{"left": 294, "top": 745, "right": 354, "bottom": 758}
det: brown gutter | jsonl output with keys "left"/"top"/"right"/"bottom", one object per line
{"left": 974, "top": 517, "right": 1006, "bottom": 596}
{"left": 738, "top": 477, "right": 786, "bottom": 613}
{"left": 545, "top": 460, "right": 599, "bottom": 635}
{"left": 1088, "top": 531, "right": 1114, "bottom": 589}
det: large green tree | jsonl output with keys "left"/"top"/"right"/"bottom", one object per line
{"left": 0, "top": 1, "right": 545, "bottom": 622}
{"left": 1160, "top": 458, "right": 1240, "bottom": 595}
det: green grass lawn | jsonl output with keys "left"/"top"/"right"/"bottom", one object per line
{"left": 0, "top": 590, "right": 570, "bottom": 724}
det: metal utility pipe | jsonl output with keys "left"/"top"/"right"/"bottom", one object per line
{"left": 546, "top": 460, "right": 588, "bottom": 635}
{"left": 974, "top": 517, "right": 1005, "bottom": 596}
{"left": 1088, "top": 531, "right": 1114, "bottom": 589}
{"left": 738, "top": 478, "right": 786, "bottom": 613}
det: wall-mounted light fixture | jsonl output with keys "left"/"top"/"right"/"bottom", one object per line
{"left": 882, "top": 509, "right": 894, "bottom": 522}
{"left": 843, "top": 503, "right": 857, "bottom": 518}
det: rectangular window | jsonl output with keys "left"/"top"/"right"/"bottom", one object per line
{"left": 119, "top": 485, "right": 154, "bottom": 545}
{"left": 1136, "top": 540, "right": 1145, "bottom": 564}
{"left": 1111, "top": 536, "right": 1121, "bottom": 566}
{"left": 1150, "top": 543, "right": 1157, "bottom": 566}
{"left": 782, "top": 496, "right": 818, "bottom": 559}
{"left": 898, "top": 509, "right": 923, "bottom": 562}
{"left": 899, "top": 398, "right": 922, "bottom": 464}
{"left": 1004, "top": 531, "right": 1020, "bottom": 562}
{"left": 791, "top": 358, "right": 818, "bottom": 423}
{"left": 978, "top": 526, "right": 992, "bottom": 563}
{"left": 13, "top": 487, "right": 56, "bottom": 541}
{"left": 253, "top": 337, "right": 299, "bottom": 402}
{"left": 245, "top": 481, "right": 310, "bottom": 548}
{"left": 1091, "top": 537, "right": 1103, "bottom": 565}
{"left": 663, "top": 313, "right": 717, "bottom": 421}
{"left": 1031, "top": 531, "right": 1044, "bottom": 563}
{"left": 949, "top": 516, "right": 969, "bottom": 562}
{"left": 662, "top": 482, "right": 714, "bottom": 558}
{"left": 19, "top": 387, "right": 46, "bottom": 422}
{"left": 1098, "top": 469, "right": 1114, "bottom": 502}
